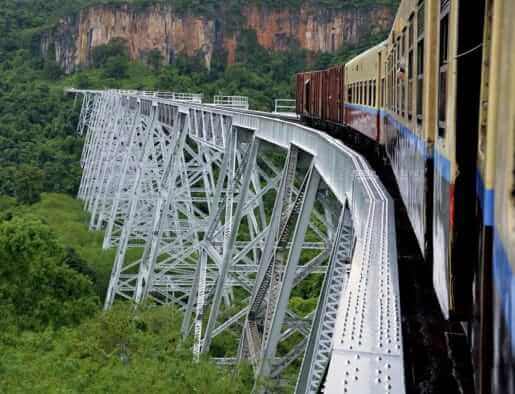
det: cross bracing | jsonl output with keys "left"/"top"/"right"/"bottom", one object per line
{"left": 72, "top": 88, "right": 405, "bottom": 394}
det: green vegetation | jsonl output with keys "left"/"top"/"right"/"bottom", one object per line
{"left": 0, "top": 194, "right": 253, "bottom": 392}
{"left": 0, "top": 303, "right": 253, "bottom": 393}
{"left": 0, "top": 213, "right": 99, "bottom": 331}
{"left": 0, "top": 0, "right": 396, "bottom": 390}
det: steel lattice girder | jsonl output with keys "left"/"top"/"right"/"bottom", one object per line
{"left": 71, "top": 89, "right": 405, "bottom": 394}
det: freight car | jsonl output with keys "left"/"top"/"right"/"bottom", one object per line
{"left": 295, "top": 0, "right": 514, "bottom": 393}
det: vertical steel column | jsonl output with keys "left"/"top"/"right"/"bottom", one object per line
{"left": 295, "top": 204, "right": 354, "bottom": 394}
{"left": 104, "top": 101, "right": 159, "bottom": 309}
{"left": 102, "top": 101, "right": 142, "bottom": 249}
{"left": 201, "top": 136, "right": 260, "bottom": 354}
{"left": 257, "top": 167, "right": 321, "bottom": 381}
{"left": 133, "top": 110, "right": 186, "bottom": 302}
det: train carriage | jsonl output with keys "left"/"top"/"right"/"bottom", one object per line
{"left": 296, "top": 65, "right": 345, "bottom": 126}
{"left": 295, "top": 0, "right": 514, "bottom": 392}
{"left": 381, "top": 0, "right": 434, "bottom": 273}
{"left": 477, "top": 1, "right": 515, "bottom": 392}
{"left": 344, "top": 43, "right": 384, "bottom": 142}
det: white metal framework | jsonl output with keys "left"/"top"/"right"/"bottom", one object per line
{"left": 73, "top": 88, "right": 405, "bottom": 393}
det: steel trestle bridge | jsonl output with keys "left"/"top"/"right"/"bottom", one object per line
{"left": 73, "top": 89, "right": 405, "bottom": 393}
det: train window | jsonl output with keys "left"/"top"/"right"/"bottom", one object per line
{"left": 379, "top": 78, "right": 386, "bottom": 108}
{"left": 438, "top": 10, "right": 449, "bottom": 138}
{"left": 409, "top": 14, "right": 414, "bottom": 49}
{"left": 372, "top": 81, "right": 377, "bottom": 107}
{"left": 417, "top": 2, "right": 425, "bottom": 37}
{"left": 348, "top": 86, "right": 352, "bottom": 103}
{"left": 401, "top": 80, "right": 405, "bottom": 117}
{"left": 408, "top": 14, "right": 414, "bottom": 121}
{"left": 402, "top": 28, "right": 407, "bottom": 56}
{"left": 416, "top": 1, "right": 425, "bottom": 125}
{"left": 391, "top": 61, "right": 395, "bottom": 112}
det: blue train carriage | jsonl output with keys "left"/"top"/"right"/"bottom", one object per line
{"left": 380, "top": 0, "right": 435, "bottom": 267}
{"left": 476, "top": 0, "right": 515, "bottom": 391}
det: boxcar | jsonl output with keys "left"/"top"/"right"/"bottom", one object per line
{"left": 296, "top": 65, "right": 345, "bottom": 126}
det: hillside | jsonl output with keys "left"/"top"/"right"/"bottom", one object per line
{"left": 42, "top": 2, "right": 394, "bottom": 72}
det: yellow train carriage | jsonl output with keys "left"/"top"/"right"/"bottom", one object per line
{"left": 344, "top": 42, "right": 385, "bottom": 142}
{"left": 476, "top": 1, "right": 515, "bottom": 392}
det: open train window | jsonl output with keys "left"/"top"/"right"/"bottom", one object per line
{"left": 379, "top": 78, "right": 385, "bottom": 108}
{"left": 408, "top": 13, "right": 414, "bottom": 121}
{"left": 373, "top": 80, "right": 377, "bottom": 107}
{"left": 368, "top": 81, "right": 373, "bottom": 106}
{"left": 416, "top": 1, "right": 425, "bottom": 126}
{"left": 402, "top": 28, "right": 407, "bottom": 57}
{"left": 438, "top": 4, "right": 450, "bottom": 138}
{"left": 388, "top": 55, "right": 393, "bottom": 112}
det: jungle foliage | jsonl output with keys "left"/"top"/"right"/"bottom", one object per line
{"left": 0, "top": 0, "right": 394, "bottom": 391}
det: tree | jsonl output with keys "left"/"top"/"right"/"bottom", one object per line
{"left": 0, "top": 215, "right": 99, "bottom": 331}
{"left": 147, "top": 48, "right": 163, "bottom": 72}
{"left": 75, "top": 72, "right": 91, "bottom": 89}
{"left": 104, "top": 55, "right": 129, "bottom": 79}
{"left": 14, "top": 164, "right": 44, "bottom": 204}
{"left": 91, "top": 38, "right": 128, "bottom": 68}
{"left": 43, "top": 60, "right": 62, "bottom": 80}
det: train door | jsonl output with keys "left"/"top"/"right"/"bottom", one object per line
{"left": 455, "top": 0, "right": 487, "bottom": 320}
{"left": 433, "top": 0, "right": 454, "bottom": 320}
{"left": 433, "top": 0, "right": 486, "bottom": 319}
{"left": 475, "top": 1, "right": 494, "bottom": 392}
{"left": 453, "top": 0, "right": 486, "bottom": 316}
{"left": 304, "top": 77, "right": 311, "bottom": 115}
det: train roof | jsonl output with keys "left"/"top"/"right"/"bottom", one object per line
{"left": 345, "top": 41, "right": 388, "bottom": 67}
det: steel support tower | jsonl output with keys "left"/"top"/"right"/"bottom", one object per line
{"left": 73, "top": 89, "right": 405, "bottom": 394}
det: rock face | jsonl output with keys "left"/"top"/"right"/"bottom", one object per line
{"left": 41, "top": 3, "right": 394, "bottom": 73}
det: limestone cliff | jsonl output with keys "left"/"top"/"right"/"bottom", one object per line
{"left": 41, "top": 3, "right": 394, "bottom": 73}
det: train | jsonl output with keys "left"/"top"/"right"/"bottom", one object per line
{"left": 295, "top": 0, "right": 514, "bottom": 393}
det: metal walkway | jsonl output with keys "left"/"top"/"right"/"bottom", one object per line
{"left": 72, "top": 89, "right": 405, "bottom": 393}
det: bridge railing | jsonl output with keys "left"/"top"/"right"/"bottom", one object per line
{"left": 72, "top": 89, "right": 405, "bottom": 394}
{"left": 213, "top": 95, "right": 249, "bottom": 109}
{"left": 273, "top": 99, "right": 296, "bottom": 114}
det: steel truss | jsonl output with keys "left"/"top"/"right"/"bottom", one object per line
{"left": 72, "top": 89, "right": 405, "bottom": 393}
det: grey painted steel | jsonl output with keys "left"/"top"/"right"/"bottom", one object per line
{"left": 71, "top": 89, "right": 405, "bottom": 394}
